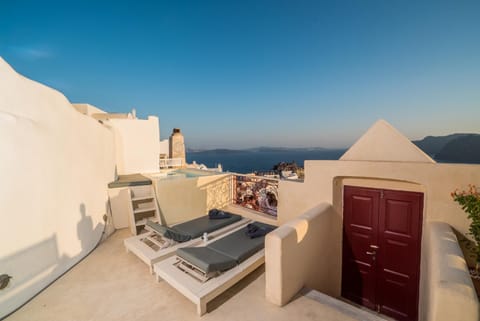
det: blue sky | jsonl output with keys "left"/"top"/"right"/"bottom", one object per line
{"left": 1, "top": 0, "right": 479, "bottom": 149}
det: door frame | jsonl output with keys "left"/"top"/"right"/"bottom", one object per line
{"left": 338, "top": 180, "right": 425, "bottom": 320}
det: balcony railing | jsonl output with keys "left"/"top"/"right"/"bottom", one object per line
{"left": 159, "top": 158, "right": 184, "bottom": 169}
{"left": 232, "top": 174, "right": 278, "bottom": 217}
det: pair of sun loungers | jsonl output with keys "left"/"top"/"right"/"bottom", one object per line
{"left": 124, "top": 209, "right": 275, "bottom": 315}
{"left": 124, "top": 210, "right": 248, "bottom": 273}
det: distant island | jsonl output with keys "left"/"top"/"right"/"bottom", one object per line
{"left": 187, "top": 133, "right": 480, "bottom": 173}
{"left": 413, "top": 133, "right": 480, "bottom": 163}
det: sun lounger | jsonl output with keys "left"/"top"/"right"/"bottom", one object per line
{"left": 124, "top": 210, "right": 249, "bottom": 273}
{"left": 153, "top": 222, "right": 276, "bottom": 315}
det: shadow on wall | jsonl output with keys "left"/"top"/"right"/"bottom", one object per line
{"left": 77, "top": 204, "right": 93, "bottom": 250}
{"left": 0, "top": 203, "right": 105, "bottom": 318}
{"left": 77, "top": 203, "right": 105, "bottom": 254}
{"left": 0, "top": 235, "right": 60, "bottom": 295}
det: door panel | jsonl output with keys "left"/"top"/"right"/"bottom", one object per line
{"left": 377, "top": 190, "right": 423, "bottom": 321}
{"left": 342, "top": 186, "right": 423, "bottom": 321}
{"left": 342, "top": 187, "right": 379, "bottom": 310}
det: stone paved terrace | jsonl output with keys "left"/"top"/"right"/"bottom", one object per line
{"left": 6, "top": 229, "right": 388, "bottom": 321}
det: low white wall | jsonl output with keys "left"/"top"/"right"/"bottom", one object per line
{"left": 0, "top": 58, "right": 116, "bottom": 318}
{"left": 106, "top": 116, "right": 160, "bottom": 175}
{"left": 159, "top": 139, "right": 169, "bottom": 157}
{"left": 423, "top": 222, "right": 479, "bottom": 321}
{"left": 153, "top": 173, "right": 232, "bottom": 225}
{"left": 279, "top": 161, "right": 480, "bottom": 235}
{"left": 265, "top": 203, "right": 338, "bottom": 306}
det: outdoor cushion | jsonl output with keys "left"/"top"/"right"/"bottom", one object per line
{"left": 176, "top": 247, "right": 237, "bottom": 273}
{"left": 208, "top": 222, "right": 275, "bottom": 264}
{"left": 173, "top": 213, "right": 241, "bottom": 238}
{"left": 146, "top": 220, "right": 191, "bottom": 242}
{"left": 175, "top": 221, "right": 276, "bottom": 273}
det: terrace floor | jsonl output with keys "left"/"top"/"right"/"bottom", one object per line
{"left": 6, "top": 229, "right": 388, "bottom": 321}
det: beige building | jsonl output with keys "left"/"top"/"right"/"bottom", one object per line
{"left": 266, "top": 120, "right": 480, "bottom": 321}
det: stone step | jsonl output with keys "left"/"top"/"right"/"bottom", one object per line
{"left": 303, "top": 289, "right": 391, "bottom": 321}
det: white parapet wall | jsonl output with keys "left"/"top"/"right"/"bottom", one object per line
{"left": 105, "top": 116, "right": 160, "bottom": 175}
{"left": 159, "top": 139, "right": 170, "bottom": 157}
{"left": 265, "top": 203, "right": 339, "bottom": 306}
{"left": 152, "top": 172, "right": 232, "bottom": 225}
{"left": 423, "top": 222, "right": 479, "bottom": 321}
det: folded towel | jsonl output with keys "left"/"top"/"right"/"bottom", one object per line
{"left": 246, "top": 223, "right": 259, "bottom": 233}
{"left": 245, "top": 223, "right": 274, "bottom": 239}
{"left": 208, "top": 209, "right": 232, "bottom": 220}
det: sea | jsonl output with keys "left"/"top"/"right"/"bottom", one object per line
{"left": 186, "top": 149, "right": 347, "bottom": 174}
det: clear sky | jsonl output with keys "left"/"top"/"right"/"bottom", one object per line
{"left": 1, "top": 0, "right": 479, "bottom": 149}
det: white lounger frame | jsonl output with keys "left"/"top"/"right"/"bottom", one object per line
{"left": 124, "top": 217, "right": 250, "bottom": 273}
{"left": 153, "top": 224, "right": 265, "bottom": 315}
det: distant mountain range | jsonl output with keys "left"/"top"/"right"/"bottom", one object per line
{"left": 187, "top": 133, "right": 480, "bottom": 164}
{"left": 413, "top": 134, "right": 480, "bottom": 163}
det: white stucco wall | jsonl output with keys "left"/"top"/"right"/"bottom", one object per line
{"left": 265, "top": 203, "right": 337, "bottom": 305}
{"left": 159, "top": 139, "right": 169, "bottom": 157}
{"left": 0, "top": 58, "right": 116, "bottom": 318}
{"left": 72, "top": 103, "right": 106, "bottom": 116}
{"left": 340, "top": 119, "right": 435, "bottom": 163}
{"left": 152, "top": 173, "right": 232, "bottom": 226}
{"left": 279, "top": 161, "right": 480, "bottom": 234}
{"left": 105, "top": 116, "right": 160, "bottom": 175}
{"left": 423, "top": 222, "right": 479, "bottom": 321}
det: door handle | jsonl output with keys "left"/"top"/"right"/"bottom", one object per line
{"left": 366, "top": 251, "right": 376, "bottom": 255}
{"left": 370, "top": 245, "right": 379, "bottom": 249}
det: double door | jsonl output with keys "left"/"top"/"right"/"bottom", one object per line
{"left": 342, "top": 186, "right": 423, "bottom": 321}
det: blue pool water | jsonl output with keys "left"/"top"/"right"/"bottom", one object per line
{"left": 152, "top": 169, "right": 215, "bottom": 180}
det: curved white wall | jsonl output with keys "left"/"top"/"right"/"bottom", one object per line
{"left": 0, "top": 58, "right": 116, "bottom": 318}
{"left": 265, "top": 203, "right": 337, "bottom": 306}
{"left": 424, "top": 222, "right": 479, "bottom": 321}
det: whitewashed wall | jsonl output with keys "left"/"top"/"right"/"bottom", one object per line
{"left": 106, "top": 116, "right": 160, "bottom": 175}
{"left": 0, "top": 58, "right": 116, "bottom": 318}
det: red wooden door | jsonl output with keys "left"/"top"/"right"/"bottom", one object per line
{"left": 342, "top": 186, "right": 380, "bottom": 310}
{"left": 342, "top": 186, "right": 423, "bottom": 321}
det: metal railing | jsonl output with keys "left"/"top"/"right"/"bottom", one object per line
{"left": 232, "top": 174, "right": 279, "bottom": 217}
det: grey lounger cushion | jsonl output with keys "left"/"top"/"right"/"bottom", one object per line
{"left": 173, "top": 212, "right": 242, "bottom": 238}
{"left": 176, "top": 222, "right": 276, "bottom": 273}
{"left": 208, "top": 222, "right": 275, "bottom": 263}
{"left": 146, "top": 220, "right": 192, "bottom": 242}
{"left": 176, "top": 247, "right": 237, "bottom": 273}
{"left": 145, "top": 212, "right": 242, "bottom": 242}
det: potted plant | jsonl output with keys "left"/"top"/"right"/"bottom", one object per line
{"left": 452, "top": 184, "right": 480, "bottom": 274}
